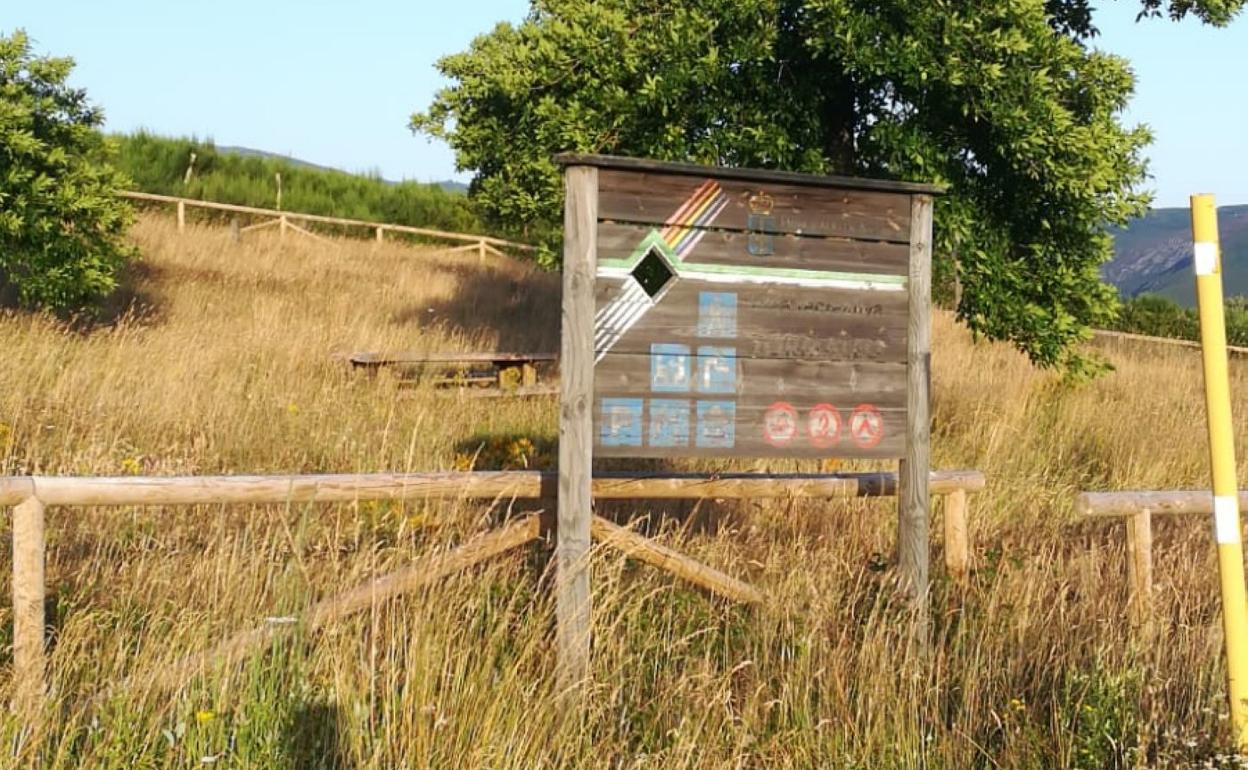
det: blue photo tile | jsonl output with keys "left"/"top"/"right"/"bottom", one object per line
{"left": 696, "top": 400, "right": 736, "bottom": 449}
{"left": 600, "top": 398, "right": 643, "bottom": 446}
{"left": 696, "top": 346, "right": 737, "bottom": 394}
{"left": 650, "top": 343, "right": 692, "bottom": 392}
{"left": 648, "top": 399, "right": 691, "bottom": 447}
{"left": 697, "top": 292, "right": 737, "bottom": 338}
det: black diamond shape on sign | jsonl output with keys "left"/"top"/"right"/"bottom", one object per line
{"left": 631, "top": 247, "right": 675, "bottom": 298}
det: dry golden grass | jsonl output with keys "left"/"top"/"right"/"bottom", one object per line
{"left": 1, "top": 214, "right": 1247, "bottom": 768}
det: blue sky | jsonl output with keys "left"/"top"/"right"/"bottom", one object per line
{"left": 7, "top": 1, "right": 1246, "bottom": 207}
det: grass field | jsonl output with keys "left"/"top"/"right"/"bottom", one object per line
{"left": 1, "top": 215, "right": 1247, "bottom": 768}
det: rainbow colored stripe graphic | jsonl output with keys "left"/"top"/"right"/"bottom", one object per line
{"left": 659, "top": 180, "right": 730, "bottom": 260}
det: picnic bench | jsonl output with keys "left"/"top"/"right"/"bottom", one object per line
{"left": 346, "top": 351, "right": 558, "bottom": 390}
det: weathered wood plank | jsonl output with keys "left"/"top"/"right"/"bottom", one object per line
{"left": 592, "top": 354, "right": 907, "bottom": 459}
{"left": 12, "top": 496, "right": 46, "bottom": 712}
{"left": 592, "top": 400, "right": 904, "bottom": 459}
{"left": 349, "top": 351, "right": 557, "bottom": 367}
{"left": 0, "top": 469, "right": 986, "bottom": 507}
{"left": 593, "top": 279, "right": 907, "bottom": 363}
{"left": 591, "top": 516, "right": 764, "bottom": 604}
{"left": 556, "top": 153, "right": 946, "bottom": 196}
{"left": 597, "top": 221, "right": 910, "bottom": 276}
{"left": 898, "top": 194, "right": 933, "bottom": 620}
{"left": 594, "top": 353, "right": 906, "bottom": 400}
{"left": 589, "top": 469, "right": 986, "bottom": 497}
{"left": 943, "top": 488, "right": 969, "bottom": 585}
{"left": 1075, "top": 490, "right": 1248, "bottom": 518}
{"left": 597, "top": 168, "right": 912, "bottom": 242}
{"left": 1125, "top": 508, "right": 1154, "bottom": 628}
{"left": 117, "top": 190, "right": 536, "bottom": 252}
{"left": 115, "top": 515, "right": 542, "bottom": 698}
{"left": 557, "top": 164, "right": 597, "bottom": 692}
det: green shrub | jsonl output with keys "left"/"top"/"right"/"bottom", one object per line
{"left": 0, "top": 30, "right": 134, "bottom": 311}
{"left": 1111, "top": 293, "right": 1248, "bottom": 347}
{"left": 1111, "top": 294, "right": 1198, "bottom": 340}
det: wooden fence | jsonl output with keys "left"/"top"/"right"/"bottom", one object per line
{"left": 1091, "top": 329, "right": 1248, "bottom": 358}
{"left": 3, "top": 468, "right": 984, "bottom": 710}
{"left": 118, "top": 190, "right": 535, "bottom": 259}
{"left": 1075, "top": 490, "right": 1246, "bottom": 625}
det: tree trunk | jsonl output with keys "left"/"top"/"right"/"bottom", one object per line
{"left": 821, "top": 71, "right": 857, "bottom": 175}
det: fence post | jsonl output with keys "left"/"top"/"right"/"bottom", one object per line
{"left": 376, "top": 227, "right": 384, "bottom": 244}
{"left": 943, "top": 488, "right": 969, "bottom": 585}
{"left": 176, "top": 200, "right": 186, "bottom": 232}
{"left": 1125, "top": 507, "right": 1154, "bottom": 628}
{"left": 12, "top": 496, "right": 46, "bottom": 712}
{"left": 280, "top": 215, "right": 288, "bottom": 240}
{"left": 556, "top": 164, "right": 597, "bottom": 695}
{"left": 477, "top": 240, "right": 486, "bottom": 263}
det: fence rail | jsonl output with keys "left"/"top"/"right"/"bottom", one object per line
{"left": 118, "top": 190, "right": 535, "bottom": 256}
{"left": 1091, "top": 329, "right": 1248, "bottom": 357}
{"left": 5, "top": 468, "right": 985, "bottom": 711}
{"left": 1075, "top": 489, "right": 1237, "bottom": 626}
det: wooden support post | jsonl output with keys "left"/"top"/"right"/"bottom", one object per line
{"left": 898, "top": 194, "right": 933, "bottom": 628}
{"left": 557, "top": 165, "right": 597, "bottom": 692}
{"left": 176, "top": 200, "right": 186, "bottom": 232}
{"left": 284, "top": 220, "right": 333, "bottom": 246}
{"left": 12, "top": 497, "right": 46, "bottom": 712}
{"left": 943, "top": 489, "right": 969, "bottom": 585}
{"left": 477, "top": 240, "right": 486, "bottom": 263}
{"left": 1125, "top": 508, "right": 1154, "bottom": 628}
{"left": 522, "top": 362, "right": 538, "bottom": 388}
{"left": 230, "top": 217, "right": 241, "bottom": 244}
{"left": 376, "top": 227, "right": 384, "bottom": 244}
{"left": 591, "top": 516, "right": 763, "bottom": 604}
{"left": 279, "top": 215, "right": 288, "bottom": 240}
{"left": 115, "top": 515, "right": 541, "bottom": 697}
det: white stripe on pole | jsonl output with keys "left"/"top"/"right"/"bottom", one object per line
{"left": 1215, "top": 495, "right": 1242, "bottom": 544}
{"left": 1195, "top": 241, "right": 1219, "bottom": 276}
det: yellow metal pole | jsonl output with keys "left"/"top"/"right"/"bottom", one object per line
{"left": 1192, "top": 193, "right": 1248, "bottom": 748}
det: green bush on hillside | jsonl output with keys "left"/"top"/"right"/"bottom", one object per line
{"left": 1112, "top": 293, "right": 1248, "bottom": 347}
{"left": 0, "top": 30, "right": 134, "bottom": 311}
{"left": 114, "top": 131, "right": 482, "bottom": 236}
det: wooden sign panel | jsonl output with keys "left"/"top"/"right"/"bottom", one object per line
{"left": 583, "top": 159, "right": 923, "bottom": 460}
{"left": 552, "top": 155, "right": 941, "bottom": 681}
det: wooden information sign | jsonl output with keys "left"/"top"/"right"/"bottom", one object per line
{"left": 555, "top": 154, "right": 940, "bottom": 688}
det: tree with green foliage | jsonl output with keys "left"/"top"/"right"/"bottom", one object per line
{"left": 414, "top": 0, "right": 1241, "bottom": 370}
{"left": 0, "top": 30, "right": 134, "bottom": 311}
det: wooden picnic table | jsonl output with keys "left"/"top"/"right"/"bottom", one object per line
{"left": 346, "top": 351, "right": 558, "bottom": 389}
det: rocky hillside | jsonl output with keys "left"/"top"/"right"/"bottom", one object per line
{"left": 1104, "top": 204, "right": 1248, "bottom": 305}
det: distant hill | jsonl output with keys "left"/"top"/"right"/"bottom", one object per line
{"left": 1104, "top": 204, "right": 1248, "bottom": 305}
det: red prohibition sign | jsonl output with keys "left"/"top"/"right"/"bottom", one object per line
{"left": 763, "top": 401, "right": 798, "bottom": 447}
{"left": 807, "top": 403, "right": 842, "bottom": 448}
{"left": 849, "top": 403, "right": 884, "bottom": 449}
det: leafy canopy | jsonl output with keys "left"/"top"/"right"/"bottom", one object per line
{"left": 415, "top": 0, "right": 1238, "bottom": 369}
{"left": 0, "top": 30, "right": 133, "bottom": 311}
